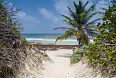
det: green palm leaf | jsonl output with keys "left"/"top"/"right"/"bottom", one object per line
{"left": 63, "top": 20, "right": 78, "bottom": 27}
{"left": 62, "top": 15, "right": 73, "bottom": 21}
{"left": 83, "top": 1, "right": 89, "bottom": 11}
{"left": 85, "top": 18, "right": 102, "bottom": 26}
{"left": 67, "top": 7, "right": 76, "bottom": 20}
{"left": 53, "top": 27, "right": 73, "bottom": 31}
{"left": 55, "top": 32, "right": 73, "bottom": 44}
{"left": 87, "top": 4, "right": 95, "bottom": 13}
{"left": 85, "top": 25, "right": 97, "bottom": 29}
{"left": 84, "top": 12, "right": 98, "bottom": 23}
{"left": 75, "top": 30, "right": 84, "bottom": 37}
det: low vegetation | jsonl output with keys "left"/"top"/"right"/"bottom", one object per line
{"left": 85, "top": 4, "right": 116, "bottom": 72}
{"left": 0, "top": 1, "right": 50, "bottom": 78}
{"left": 70, "top": 45, "right": 88, "bottom": 63}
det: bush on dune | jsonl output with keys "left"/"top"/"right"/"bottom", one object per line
{"left": 70, "top": 45, "right": 88, "bottom": 63}
{"left": 85, "top": 3, "right": 116, "bottom": 77}
{"left": 0, "top": 1, "right": 50, "bottom": 78}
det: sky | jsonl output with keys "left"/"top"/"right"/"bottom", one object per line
{"left": 5, "top": 0, "right": 111, "bottom": 34}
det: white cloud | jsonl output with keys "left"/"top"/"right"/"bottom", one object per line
{"left": 40, "top": 8, "right": 58, "bottom": 23}
{"left": 17, "top": 11, "right": 39, "bottom": 23}
{"left": 5, "top": 2, "right": 39, "bottom": 28}
{"left": 54, "top": 0, "right": 70, "bottom": 16}
{"left": 54, "top": 0, "right": 93, "bottom": 16}
{"left": 95, "top": 0, "right": 109, "bottom": 12}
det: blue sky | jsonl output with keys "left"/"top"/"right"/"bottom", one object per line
{"left": 6, "top": 0, "right": 110, "bottom": 33}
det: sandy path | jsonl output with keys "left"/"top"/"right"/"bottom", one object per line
{"left": 38, "top": 49, "right": 114, "bottom": 78}
{"left": 39, "top": 49, "right": 76, "bottom": 78}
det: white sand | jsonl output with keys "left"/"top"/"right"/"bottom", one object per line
{"left": 22, "top": 48, "right": 116, "bottom": 78}
{"left": 39, "top": 49, "right": 75, "bottom": 78}
{"left": 38, "top": 49, "right": 102, "bottom": 78}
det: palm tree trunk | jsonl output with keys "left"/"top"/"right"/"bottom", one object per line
{"left": 78, "top": 38, "right": 81, "bottom": 48}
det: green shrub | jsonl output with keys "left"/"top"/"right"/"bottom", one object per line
{"left": 70, "top": 45, "right": 88, "bottom": 63}
{"left": 85, "top": 4, "right": 116, "bottom": 71}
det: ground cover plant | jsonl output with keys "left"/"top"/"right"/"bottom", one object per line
{"left": 70, "top": 45, "right": 88, "bottom": 63}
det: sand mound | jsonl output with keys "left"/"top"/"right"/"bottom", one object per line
{"left": 16, "top": 46, "right": 51, "bottom": 78}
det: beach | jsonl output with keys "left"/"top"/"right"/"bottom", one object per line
{"left": 21, "top": 33, "right": 104, "bottom": 78}
{"left": 34, "top": 45, "right": 102, "bottom": 78}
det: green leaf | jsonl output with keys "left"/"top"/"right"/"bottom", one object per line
{"left": 53, "top": 27, "right": 73, "bottom": 31}
{"left": 21, "top": 37, "right": 24, "bottom": 40}
{"left": 5, "top": 51, "right": 8, "bottom": 54}
{"left": 111, "top": 66, "right": 115, "bottom": 71}
{"left": 85, "top": 25, "right": 97, "bottom": 29}
{"left": 3, "top": 46, "right": 6, "bottom": 47}
{"left": 55, "top": 32, "right": 73, "bottom": 43}
{"left": 88, "top": 61, "right": 91, "bottom": 63}
{"left": 105, "top": 10, "right": 112, "bottom": 18}
{"left": 0, "top": 43, "right": 3, "bottom": 45}
{"left": 92, "top": 59, "right": 95, "bottom": 62}
{"left": 75, "top": 30, "right": 83, "bottom": 36}
{"left": 107, "top": 55, "right": 110, "bottom": 59}
{"left": 110, "top": 32, "right": 115, "bottom": 35}
{"left": 8, "top": 16, "right": 11, "bottom": 19}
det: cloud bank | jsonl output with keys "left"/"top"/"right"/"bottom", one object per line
{"left": 40, "top": 8, "right": 58, "bottom": 23}
{"left": 17, "top": 11, "right": 39, "bottom": 24}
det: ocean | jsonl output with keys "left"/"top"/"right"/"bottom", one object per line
{"left": 21, "top": 33, "right": 93, "bottom": 45}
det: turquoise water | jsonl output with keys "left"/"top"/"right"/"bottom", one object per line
{"left": 21, "top": 33, "right": 93, "bottom": 45}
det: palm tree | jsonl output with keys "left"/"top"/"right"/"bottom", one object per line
{"left": 53, "top": 0, "right": 101, "bottom": 48}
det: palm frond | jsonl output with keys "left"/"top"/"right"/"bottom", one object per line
{"left": 85, "top": 18, "right": 102, "bottom": 26}
{"left": 53, "top": 27, "right": 73, "bottom": 31}
{"left": 87, "top": 4, "right": 95, "bottom": 12}
{"left": 78, "top": 11, "right": 88, "bottom": 25}
{"left": 84, "top": 12, "right": 98, "bottom": 24}
{"left": 73, "top": 1, "right": 78, "bottom": 12}
{"left": 84, "top": 25, "right": 98, "bottom": 37}
{"left": 62, "top": 15, "right": 73, "bottom": 21}
{"left": 85, "top": 25, "right": 97, "bottom": 29}
{"left": 100, "top": 7, "right": 107, "bottom": 10}
{"left": 75, "top": 30, "right": 84, "bottom": 37}
{"left": 55, "top": 32, "right": 74, "bottom": 43}
{"left": 63, "top": 20, "right": 78, "bottom": 28}
{"left": 85, "top": 28, "right": 98, "bottom": 32}
{"left": 86, "top": 31, "right": 98, "bottom": 37}
{"left": 83, "top": 1, "right": 89, "bottom": 11}
{"left": 67, "top": 7, "right": 76, "bottom": 19}
{"left": 62, "top": 15, "right": 78, "bottom": 27}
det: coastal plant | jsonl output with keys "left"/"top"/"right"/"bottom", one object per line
{"left": 70, "top": 45, "right": 88, "bottom": 63}
{"left": 0, "top": 1, "right": 30, "bottom": 77}
{"left": 0, "top": 0, "right": 50, "bottom": 78}
{"left": 43, "top": 50, "right": 48, "bottom": 57}
{"left": 0, "top": 0, "right": 29, "bottom": 48}
{"left": 85, "top": 4, "right": 116, "bottom": 72}
{"left": 53, "top": 0, "right": 101, "bottom": 47}
{"left": 5, "top": 51, "right": 8, "bottom": 54}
